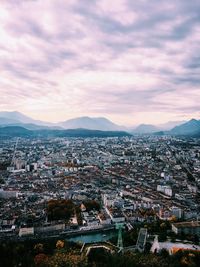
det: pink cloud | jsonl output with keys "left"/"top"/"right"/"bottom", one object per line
{"left": 0, "top": 0, "right": 199, "bottom": 125}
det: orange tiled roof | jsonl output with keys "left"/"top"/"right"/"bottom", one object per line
{"left": 171, "top": 247, "right": 200, "bottom": 254}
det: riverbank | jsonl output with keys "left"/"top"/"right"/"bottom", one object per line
{"left": 0, "top": 225, "right": 116, "bottom": 243}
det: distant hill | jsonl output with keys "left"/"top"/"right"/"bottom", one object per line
{"left": 37, "top": 128, "right": 131, "bottom": 138}
{"left": 0, "top": 123, "right": 63, "bottom": 130}
{"left": 59, "top": 116, "right": 125, "bottom": 131}
{"left": 0, "top": 126, "right": 32, "bottom": 137}
{"left": 158, "top": 120, "right": 186, "bottom": 130}
{"left": 0, "top": 126, "right": 131, "bottom": 138}
{"left": 132, "top": 124, "right": 159, "bottom": 134}
{"left": 0, "top": 112, "right": 126, "bottom": 131}
{"left": 170, "top": 119, "right": 200, "bottom": 135}
{"left": 0, "top": 117, "right": 20, "bottom": 125}
{"left": 0, "top": 111, "right": 53, "bottom": 127}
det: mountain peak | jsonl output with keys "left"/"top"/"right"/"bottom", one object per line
{"left": 0, "top": 111, "right": 53, "bottom": 127}
{"left": 189, "top": 118, "right": 198, "bottom": 123}
{"left": 170, "top": 118, "right": 200, "bottom": 135}
{"left": 60, "top": 116, "right": 124, "bottom": 131}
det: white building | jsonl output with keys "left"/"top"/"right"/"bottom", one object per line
{"left": 151, "top": 236, "right": 200, "bottom": 255}
{"left": 102, "top": 193, "right": 116, "bottom": 207}
{"left": 19, "top": 227, "right": 34, "bottom": 237}
{"left": 157, "top": 185, "right": 172, "bottom": 197}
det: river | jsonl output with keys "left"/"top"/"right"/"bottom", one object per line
{"left": 66, "top": 229, "right": 117, "bottom": 244}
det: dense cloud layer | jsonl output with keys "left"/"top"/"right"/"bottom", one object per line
{"left": 0, "top": 0, "right": 199, "bottom": 125}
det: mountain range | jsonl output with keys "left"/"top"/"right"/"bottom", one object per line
{"left": 0, "top": 111, "right": 51, "bottom": 126}
{"left": 0, "top": 111, "right": 124, "bottom": 131}
{"left": 0, "top": 126, "right": 131, "bottom": 138}
{"left": 0, "top": 111, "right": 199, "bottom": 137}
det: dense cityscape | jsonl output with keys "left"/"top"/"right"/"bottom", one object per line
{"left": 1, "top": 0, "right": 200, "bottom": 266}
{"left": 0, "top": 134, "right": 200, "bottom": 266}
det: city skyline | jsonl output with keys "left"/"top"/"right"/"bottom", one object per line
{"left": 0, "top": 0, "right": 200, "bottom": 125}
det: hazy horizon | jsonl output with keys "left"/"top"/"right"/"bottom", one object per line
{"left": 0, "top": 110, "right": 194, "bottom": 128}
{"left": 0, "top": 0, "right": 199, "bottom": 125}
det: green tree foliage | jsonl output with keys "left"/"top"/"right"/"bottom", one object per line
{"left": 123, "top": 229, "right": 139, "bottom": 247}
{"left": 0, "top": 162, "right": 10, "bottom": 170}
{"left": 170, "top": 250, "right": 200, "bottom": 267}
{"left": 83, "top": 200, "right": 100, "bottom": 211}
{"left": 34, "top": 253, "right": 49, "bottom": 267}
{"left": 0, "top": 240, "right": 35, "bottom": 267}
{"left": 0, "top": 177, "right": 5, "bottom": 184}
{"left": 47, "top": 252, "right": 87, "bottom": 267}
{"left": 0, "top": 238, "right": 200, "bottom": 267}
{"left": 47, "top": 199, "right": 75, "bottom": 221}
{"left": 87, "top": 247, "right": 111, "bottom": 266}
{"left": 75, "top": 205, "right": 83, "bottom": 225}
{"left": 86, "top": 249, "right": 200, "bottom": 267}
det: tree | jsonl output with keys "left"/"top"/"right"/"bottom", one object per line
{"left": 34, "top": 243, "right": 44, "bottom": 254}
{"left": 47, "top": 199, "right": 75, "bottom": 221}
{"left": 83, "top": 200, "right": 100, "bottom": 211}
{"left": 56, "top": 240, "right": 65, "bottom": 249}
{"left": 34, "top": 253, "right": 49, "bottom": 267}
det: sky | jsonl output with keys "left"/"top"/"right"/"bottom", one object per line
{"left": 0, "top": 0, "right": 200, "bottom": 126}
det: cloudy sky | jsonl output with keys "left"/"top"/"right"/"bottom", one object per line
{"left": 0, "top": 0, "right": 199, "bottom": 126}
